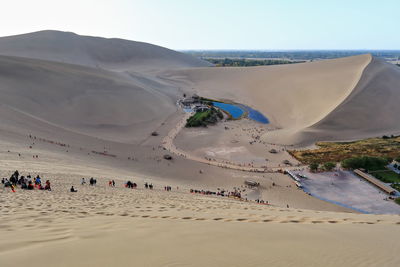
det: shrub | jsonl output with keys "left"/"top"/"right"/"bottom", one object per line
{"left": 309, "top": 162, "right": 319, "bottom": 172}
{"left": 323, "top": 162, "right": 336, "bottom": 171}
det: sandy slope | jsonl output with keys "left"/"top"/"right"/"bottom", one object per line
{"left": 0, "top": 30, "right": 211, "bottom": 71}
{"left": 304, "top": 57, "right": 400, "bottom": 141}
{"left": 1, "top": 174, "right": 399, "bottom": 267}
{"left": 0, "top": 55, "right": 180, "bottom": 143}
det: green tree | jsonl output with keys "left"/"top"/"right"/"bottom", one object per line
{"left": 323, "top": 162, "right": 336, "bottom": 171}
{"left": 309, "top": 162, "right": 319, "bottom": 172}
{"left": 341, "top": 156, "right": 389, "bottom": 171}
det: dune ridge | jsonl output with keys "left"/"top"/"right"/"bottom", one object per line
{"left": 0, "top": 30, "right": 211, "bottom": 71}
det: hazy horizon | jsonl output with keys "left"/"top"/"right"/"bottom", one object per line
{"left": 0, "top": 0, "right": 399, "bottom": 50}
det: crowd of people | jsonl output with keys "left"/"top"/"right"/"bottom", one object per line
{"left": 189, "top": 187, "right": 269, "bottom": 205}
{"left": 190, "top": 188, "right": 242, "bottom": 198}
{"left": 2, "top": 170, "right": 269, "bottom": 206}
{"left": 1, "top": 170, "right": 51, "bottom": 192}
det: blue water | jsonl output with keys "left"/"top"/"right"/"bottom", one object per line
{"left": 213, "top": 101, "right": 269, "bottom": 123}
{"left": 243, "top": 106, "right": 269, "bottom": 124}
{"left": 213, "top": 102, "right": 244, "bottom": 119}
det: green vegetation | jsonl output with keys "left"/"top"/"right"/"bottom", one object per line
{"left": 371, "top": 170, "right": 400, "bottom": 183}
{"left": 289, "top": 136, "right": 400, "bottom": 164}
{"left": 323, "top": 162, "right": 336, "bottom": 171}
{"left": 205, "top": 58, "right": 304, "bottom": 67}
{"left": 185, "top": 107, "right": 223, "bottom": 127}
{"left": 392, "top": 183, "right": 400, "bottom": 192}
{"left": 341, "top": 156, "right": 390, "bottom": 171}
{"left": 395, "top": 197, "right": 400, "bottom": 205}
{"left": 309, "top": 162, "right": 319, "bottom": 172}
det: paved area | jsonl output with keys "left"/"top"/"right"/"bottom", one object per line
{"left": 294, "top": 170, "right": 400, "bottom": 214}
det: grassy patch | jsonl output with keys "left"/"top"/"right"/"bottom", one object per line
{"left": 185, "top": 108, "right": 223, "bottom": 127}
{"left": 289, "top": 136, "right": 400, "bottom": 164}
{"left": 391, "top": 183, "right": 400, "bottom": 192}
{"left": 371, "top": 170, "right": 400, "bottom": 183}
{"left": 395, "top": 198, "right": 400, "bottom": 205}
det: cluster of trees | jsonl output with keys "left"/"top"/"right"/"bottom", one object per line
{"left": 184, "top": 50, "right": 400, "bottom": 61}
{"left": 205, "top": 58, "right": 304, "bottom": 67}
{"left": 341, "top": 156, "right": 390, "bottom": 171}
{"left": 186, "top": 108, "right": 223, "bottom": 127}
{"left": 308, "top": 156, "right": 393, "bottom": 172}
{"left": 382, "top": 134, "right": 399, "bottom": 139}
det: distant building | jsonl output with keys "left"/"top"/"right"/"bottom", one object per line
{"left": 194, "top": 104, "right": 209, "bottom": 112}
{"left": 182, "top": 99, "right": 195, "bottom": 106}
{"left": 354, "top": 169, "right": 396, "bottom": 195}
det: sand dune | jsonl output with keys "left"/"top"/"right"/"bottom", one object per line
{"left": 304, "top": 57, "right": 400, "bottom": 141}
{"left": 165, "top": 54, "right": 400, "bottom": 144}
{"left": 0, "top": 30, "right": 211, "bottom": 71}
{"left": 1, "top": 174, "right": 399, "bottom": 267}
{"left": 1, "top": 31, "right": 400, "bottom": 266}
{"left": 0, "top": 55, "right": 180, "bottom": 143}
{"left": 2, "top": 31, "right": 398, "bottom": 146}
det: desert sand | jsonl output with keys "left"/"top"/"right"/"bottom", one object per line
{"left": 1, "top": 178, "right": 400, "bottom": 267}
{"left": 1, "top": 31, "right": 400, "bottom": 266}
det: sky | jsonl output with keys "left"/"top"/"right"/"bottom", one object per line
{"left": 0, "top": 0, "right": 399, "bottom": 50}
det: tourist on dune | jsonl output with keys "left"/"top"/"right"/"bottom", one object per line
{"left": 70, "top": 186, "right": 77, "bottom": 192}
{"left": 13, "top": 170, "right": 19, "bottom": 180}
{"left": 21, "top": 180, "right": 27, "bottom": 189}
{"left": 89, "top": 178, "right": 97, "bottom": 186}
{"left": 44, "top": 180, "right": 51, "bottom": 191}
{"left": 3, "top": 178, "right": 12, "bottom": 188}
{"left": 81, "top": 178, "right": 86, "bottom": 185}
{"left": 35, "top": 175, "right": 41, "bottom": 187}
{"left": 9, "top": 175, "right": 16, "bottom": 186}
{"left": 27, "top": 181, "right": 34, "bottom": 190}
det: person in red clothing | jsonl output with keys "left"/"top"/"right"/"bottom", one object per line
{"left": 44, "top": 180, "right": 51, "bottom": 191}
